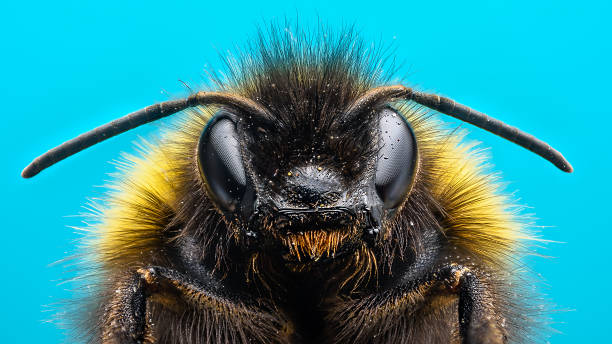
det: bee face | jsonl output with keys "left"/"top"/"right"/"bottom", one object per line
{"left": 197, "top": 104, "right": 418, "bottom": 264}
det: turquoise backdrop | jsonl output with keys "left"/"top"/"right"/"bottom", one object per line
{"left": 2, "top": 0, "right": 609, "bottom": 342}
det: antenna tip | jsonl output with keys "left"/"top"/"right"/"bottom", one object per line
{"left": 21, "top": 163, "right": 39, "bottom": 178}
{"left": 555, "top": 157, "right": 573, "bottom": 173}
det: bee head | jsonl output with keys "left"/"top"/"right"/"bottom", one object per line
{"left": 197, "top": 103, "right": 418, "bottom": 263}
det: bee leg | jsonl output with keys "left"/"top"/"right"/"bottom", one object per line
{"left": 102, "top": 271, "right": 148, "bottom": 344}
{"left": 101, "top": 266, "right": 288, "bottom": 344}
{"left": 439, "top": 264, "right": 507, "bottom": 344}
{"left": 329, "top": 263, "right": 506, "bottom": 344}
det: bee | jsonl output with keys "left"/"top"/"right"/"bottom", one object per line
{"left": 23, "top": 26, "right": 572, "bottom": 344}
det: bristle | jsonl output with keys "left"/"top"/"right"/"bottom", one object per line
{"left": 337, "top": 245, "right": 378, "bottom": 292}
{"left": 280, "top": 230, "right": 351, "bottom": 262}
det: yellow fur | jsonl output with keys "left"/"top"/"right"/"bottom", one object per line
{"left": 91, "top": 108, "right": 214, "bottom": 270}
{"left": 400, "top": 103, "right": 527, "bottom": 266}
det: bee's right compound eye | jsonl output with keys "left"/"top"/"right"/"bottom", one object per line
{"left": 374, "top": 108, "right": 418, "bottom": 209}
{"left": 197, "top": 112, "right": 247, "bottom": 212}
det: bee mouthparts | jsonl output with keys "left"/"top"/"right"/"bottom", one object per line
{"left": 274, "top": 207, "right": 356, "bottom": 234}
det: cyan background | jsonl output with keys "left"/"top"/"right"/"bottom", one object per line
{"left": 2, "top": 1, "right": 608, "bottom": 342}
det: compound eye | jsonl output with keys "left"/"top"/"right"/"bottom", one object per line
{"left": 197, "top": 111, "right": 247, "bottom": 212}
{"left": 374, "top": 108, "right": 418, "bottom": 209}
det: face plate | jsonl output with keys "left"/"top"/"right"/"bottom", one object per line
{"left": 197, "top": 105, "right": 419, "bottom": 267}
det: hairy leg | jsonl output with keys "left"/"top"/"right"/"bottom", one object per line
{"left": 449, "top": 265, "right": 507, "bottom": 344}
{"left": 101, "top": 266, "right": 291, "bottom": 344}
{"left": 328, "top": 264, "right": 507, "bottom": 344}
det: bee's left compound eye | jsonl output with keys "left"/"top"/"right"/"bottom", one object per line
{"left": 374, "top": 108, "right": 418, "bottom": 209}
{"left": 197, "top": 111, "right": 247, "bottom": 212}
